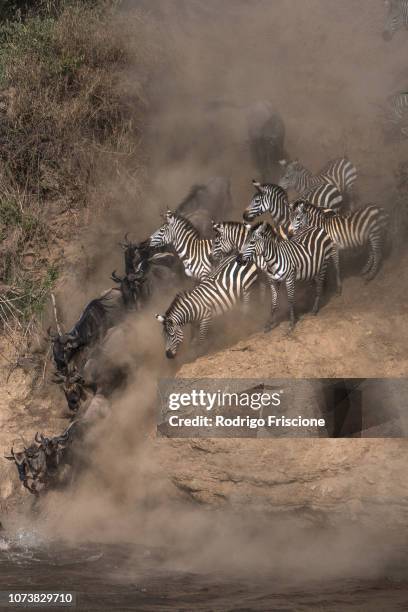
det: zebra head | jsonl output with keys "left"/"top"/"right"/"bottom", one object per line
{"left": 155, "top": 314, "right": 184, "bottom": 359}
{"left": 289, "top": 200, "right": 310, "bottom": 232}
{"left": 211, "top": 221, "right": 246, "bottom": 260}
{"left": 383, "top": 0, "right": 404, "bottom": 41}
{"left": 238, "top": 222, "right": 270, "bottom": 267}
{"left": 243, "top": 179, "right": 272, "bottom": 221}
{"left": 149, "top": 210, "right": 176, "bottom": 248}
{"left": 278, "top": 160, "right": 304, "bottom": 191}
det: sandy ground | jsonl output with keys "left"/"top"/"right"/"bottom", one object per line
{"left": 176, "top": 249, "right": 408, "bottom": 379}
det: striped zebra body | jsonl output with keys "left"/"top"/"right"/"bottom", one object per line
{"left": 383, "top": 0, "right": 408, "bottom": 40}
{"left": 279, "top": 157, "right": 357, "bottom": 210}
{"left": 149, "top": 211, "right": 213, "bottom": 281}
{"left": 215, "top": 218, "right": 341, "bottom": 293}
{"left": 239, "top": 223, "right": 335, "bottom": 330}
{"left": 155, "top": 255, "right": 258, "bottom": 357}
{"left": 300, "top": 183, "right": 343, "bottom": 212}
{"left": 289, "top": 200, "right": 389, "bottom": 281}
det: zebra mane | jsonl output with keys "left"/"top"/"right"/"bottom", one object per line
{"left": 170, "top": 211, "right": 201, "bottom": 238}
{"left": 165, "top": 290, "right": 191, "bottom": 318}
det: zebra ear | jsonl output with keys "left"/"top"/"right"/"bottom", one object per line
{"left": 165, "top": 210, "right": 175, "bottom": 223}
{"left": 155, "top": 314, "right": 165, "bottom": 323}
{"left": 252, "top": 179, "right": 263, "bottom": 193}
{"left": 278, "top": 159, "right": 287, "bottom": 167}
{"left": 212, "top": 220, "right": 221, "bottom": 232}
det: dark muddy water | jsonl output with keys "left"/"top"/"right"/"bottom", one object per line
{"left": 0, "top": 534, "right": 407, "bottom": 611}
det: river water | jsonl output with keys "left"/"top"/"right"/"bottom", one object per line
{"left": 1, "top": 531, "right": 407, "bottom": 611}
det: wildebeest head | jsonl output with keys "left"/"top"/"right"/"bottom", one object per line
{"left": 4, "top": 444, "right": 46, "bottom": 494}
{"left": 48, "top": 327, "right": 81, "bottom": 372}
{"left": 119, "top": 233, "right": 144, "bottom": 275}
{"left": 53, "top": 368, "right": 88, "bottom": 412}
{"left": 111, "top": 269, "right": 145, "bottom": 310}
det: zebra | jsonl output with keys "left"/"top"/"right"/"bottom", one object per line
{"left": 242, "top": 178, "right": 343, "bottom": 228}
{"left": 149, "top": 211, "right": 213, "bottom": 281}
{"left": 383, "top": 0, "right": 408, "bottom": 40}
{"left": 238, "top": 223, "right": 336, "bottom": 331}
{"left": 243, "top": 180, "right": 291, "bottom": 227}
{"left": 289, "top": 200, "right": 390, "bottom": 281}
{"left": 279, "top": 157, "right": 357, "bottom": 208}
{"left": 155, "top": 255, "right": 258, "bottom": 358}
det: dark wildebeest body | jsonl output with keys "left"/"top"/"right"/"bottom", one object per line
{"left": 247, "top": 102, "right": 287, "bottom": 183}
{"left": 54, "top": 325, "right": 130, "bottom": 413}
{"left": 112, "top": 235, "right": 183, "bottom": 310}
{"left": 50, "top": 294, "right": 118, "bottom": 373}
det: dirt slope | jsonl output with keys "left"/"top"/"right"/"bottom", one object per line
{"left": 155, "top": 250, "right": 408, "bottom": 527}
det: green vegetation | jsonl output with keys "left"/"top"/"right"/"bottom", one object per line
{"left": 0, "top": 0, "right": 153, "bottom": 334}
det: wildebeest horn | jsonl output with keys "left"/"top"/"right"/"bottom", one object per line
{"left": 65, "top": 330, "right": 79, "bottom": 341}
{"left": 35, "top": 432, "right": 42, "bottom": 444}
{"left": 111, "top": 270, "right": 123, "bottom": 283}
{"left": 10, "top": 448, "right": 25, "bottom": 465}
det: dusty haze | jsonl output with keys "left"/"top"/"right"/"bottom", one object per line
{"left": 4, "top": 0, "right": 408, "bottom": 588}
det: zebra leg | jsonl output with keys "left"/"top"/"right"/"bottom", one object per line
{"left": 199, "top": 316, "right": 212, "bottom": 342}
{"left": 242, "top": 290, "right": 251, "bottom": 315}
{"left": 286, "top": 272, "right": 297, "bottom": 331}
{"left": 364, "top": 233, "right": 383, "bottom": 281}
{"left": 258, "top": 273, "right": 267, "bottom": 302}
{"left": 312, "top": 262, "right": 328, "bottom": 315}
{"left": 331, "top": 246, "right": 342, "bottom": 295}
{"left": 361, "top": 249, "right": 374, "bottom": 277}
{"left": 264, "top": 278, "right": 280, "bottom": 332}
{"left": 264, "top": 280, "right": 280, "bottom": 333}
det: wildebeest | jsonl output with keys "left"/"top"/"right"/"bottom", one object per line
{"left": 112, "top": 235, "right": 181, "bottom": 310}
{"left": 4, "top": 425, "right": 75, "bottom": 495}
{"left": 49, "top": 293, "right": 117, "bottom": 373}
{"left": 53, "top": 325, "right": 130, "bottom": 413}
{"left": 246, "top": 102, "right": 287, "bottom": 183}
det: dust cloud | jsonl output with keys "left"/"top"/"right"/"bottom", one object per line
{"left": 28, "top": 0, "right": 408, "bottom": 586}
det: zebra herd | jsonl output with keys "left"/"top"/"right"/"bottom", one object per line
{"left": 152, "top": 156, "right": 390, "bottom": 358}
